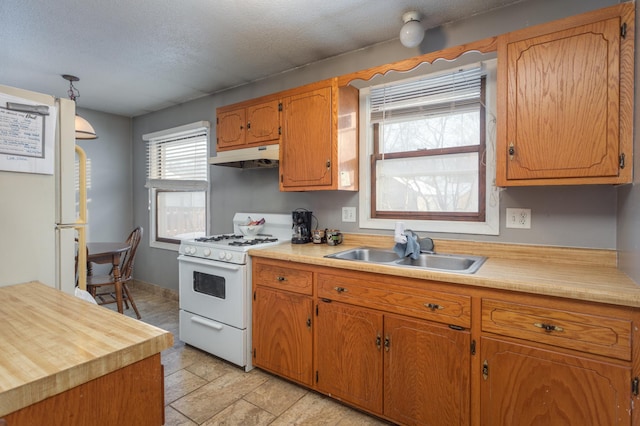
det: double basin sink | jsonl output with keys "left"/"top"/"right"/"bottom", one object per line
{"left": 324, "top": 247, "right": 486, "bottom": 274}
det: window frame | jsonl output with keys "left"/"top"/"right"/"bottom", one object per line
{"left": 143, "top": 121, "right": 210, "bottom": 251}
{"left": 358, "top": 59, "right": 499, "bottom": 236}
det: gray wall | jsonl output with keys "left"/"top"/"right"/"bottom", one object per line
{"left": 616, "top": 5, "right": 640, "bottom": 283}
{"left": 76, "top": 108, "right": 133, "bottom": 273}
{"left": 123, "top": 0, "right": 636, "bottom": 292}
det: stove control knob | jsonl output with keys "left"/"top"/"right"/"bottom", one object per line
{"left": 203, "top": 248, "right": 211, "bottom": 257}
{"left": 184, "top": 246, "right": 193, "bottom": 255}
{"left": 218, "top": 252, "right": 226, "bottom": 260}
{"left": 225, "top": 252, "right": 234, "bottom": 261}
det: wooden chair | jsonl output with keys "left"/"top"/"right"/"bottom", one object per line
{"left": 87, "top": 227, "right": 143, "bottom": 319}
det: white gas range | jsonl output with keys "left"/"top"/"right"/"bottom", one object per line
{"left": 178, "top": 212, "right": 291, "bottom": 371}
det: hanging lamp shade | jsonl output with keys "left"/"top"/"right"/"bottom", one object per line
{"left": 62, "top": 74, "right": 98, "bottom": 140}
{"left": 75, "top": 114, "right": 97, "bottom": 139}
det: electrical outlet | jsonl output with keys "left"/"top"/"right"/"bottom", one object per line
{"left": 506, "top": 208, "right": 531, "bottom": 229}
{"left": 342, "top": 207, "right": 356, "bottom": 223}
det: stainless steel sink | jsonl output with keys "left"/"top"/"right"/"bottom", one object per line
{"left": 395, "top": 252, "right": 486, "bottom": 273}
{"left": 327, "top": 247, "right": 400, "bottom": 263}
{"left": 325, "top": 247, "right": 486, "bottom": 274}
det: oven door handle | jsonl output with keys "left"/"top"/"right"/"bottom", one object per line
{"left": 190, "top": 315, "right": 224, "bottom": 331}
{"left": 178, "top": 255, "right": 243, "bottom": 271}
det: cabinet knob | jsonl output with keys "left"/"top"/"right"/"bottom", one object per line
{"left": 508, "top": 142, "right": 515, "bottom": 160}
{"left": 334, "top": 286, "right": 348, "bottom": 293}
{"left": 276, "top": 276, "right": 286, "bottom": 282}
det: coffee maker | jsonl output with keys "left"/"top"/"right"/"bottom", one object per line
{"left": 291, "top": 209, "right": 313, "bottom": 244}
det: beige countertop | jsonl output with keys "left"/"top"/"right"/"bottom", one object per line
{"left": 0, "top": 281, "right": 173, "bottom": 417}
{"left": 249, "top": 234, "right": 640, "bottom": 308}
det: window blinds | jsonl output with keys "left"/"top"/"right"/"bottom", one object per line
{"left": 370, "top": 67, "right": 483, "bottom": 123}
{"left": 144, "top": 123, "right": 209, "bottom": 190}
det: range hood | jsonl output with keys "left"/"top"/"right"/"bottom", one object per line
{"left": 209, "top": 144, "right": 279, "bottom": 168}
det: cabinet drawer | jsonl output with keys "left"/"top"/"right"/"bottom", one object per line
{"left": 253, "top": 262, "right": 313, "bottom": 295}
{"left": 318, "top": 273, "right": 470, "bottom": 328}
{"left": 482, "top": 299, "right": 632, "bottom": 360}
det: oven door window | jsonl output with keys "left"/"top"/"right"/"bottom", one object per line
{"left": 193, "top": 271, "right": 226, "bottom": 299}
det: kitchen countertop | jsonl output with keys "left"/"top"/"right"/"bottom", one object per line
{"left": 0, "top": 281, "right": 173, "bottom": 417}
{"left": 249, "top": 234, "right": 640, "bottom": 308}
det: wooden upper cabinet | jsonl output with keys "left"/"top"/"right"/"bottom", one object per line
{"left": 216, "top": 108, "right": 245, "bottom": 150}
{"left": 246, "top": 100, "right": 281, "bottom": 145}
{"left": 216, "top": 99, "right": 280, "bottom": 152}
{"left": 280, "top": 78, "right": 359, "bottom": 191}
{"left": 496, "top": 3, "right": 634, "bottom": 186}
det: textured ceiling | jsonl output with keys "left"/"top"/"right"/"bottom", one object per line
{"left": 0, "top": 0, "right": 520, "bottom": 117}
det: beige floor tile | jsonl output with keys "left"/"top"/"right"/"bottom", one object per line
{"left": 271, "top": 392, "right": 390, "bottom": 426}
{"left": 200, "top": 399, "right": 276, "bottom": 426}
{"left": 185, "top": 350, "right": 240, "bottom": 382}
{"left": 165, "top": 405, "right": 197, "bottom": 425}
{"left": 165, "top": 368, "right": 209, "bottom": 405}
{"left": 170, "top": 368, "right": 270, "bottom": 424}
{"left": 243, "top": 374, "right": 308, "bottom": 416}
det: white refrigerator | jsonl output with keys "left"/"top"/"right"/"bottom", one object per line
{"left": 0, "top": 84, "right": 82, "bottom": 294}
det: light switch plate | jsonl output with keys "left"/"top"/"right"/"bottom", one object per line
{"left": 342, "top": 207, "right": 356, "bottom": 222}
{"left": 506, "top": 208, "right": 531, "bottom": 229}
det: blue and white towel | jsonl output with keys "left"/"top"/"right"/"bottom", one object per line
{"left": 393, "top": 233, "right": 421, "bottom": 260}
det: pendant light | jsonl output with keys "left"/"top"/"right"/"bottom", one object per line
{"left": 62, "top": 74, "right": 98, "bottom": 140}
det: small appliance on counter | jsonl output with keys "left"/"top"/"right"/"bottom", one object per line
{"left": 291, "top": 208, "right": 314, "bottom": 244}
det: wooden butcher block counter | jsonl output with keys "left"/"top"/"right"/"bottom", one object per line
{"left": 0, "top": 281, "right": 173, "bottom": 425}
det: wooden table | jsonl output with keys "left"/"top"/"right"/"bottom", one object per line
{"left": 87, "top": 242, "right": 130, "bottom": 314}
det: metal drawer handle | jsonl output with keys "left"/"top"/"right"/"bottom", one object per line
{"left": 276, "top": 276, "right": 286, "bottom": 281}
{"left": 425, "top": 303, "right": 444, "bottom": 311}
{"left": 534, "top": 322, "right": 564, "bottom": 333}
{"left": 334, "top": 286, "right": 348, "bottom": 293}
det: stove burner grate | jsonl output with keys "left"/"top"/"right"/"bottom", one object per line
{"left": 229, "top": 237, "right": 279, "bottom": 246}
{"left": 195, "top": 234, "right": 244, "bottom": 242}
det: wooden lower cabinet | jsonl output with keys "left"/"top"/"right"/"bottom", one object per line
{"left": 384, "top": 315, "right": 471, "bottom": 426}
{"left": 315, "top": 300, "right": 471, "bottom": 425}
{"left": 315, "top": 300, "right": 384, "bottom": 414}
{"left": 480, "top": 336, "right": 632, "bottom": 425}
{"left": 252, "top": 257, "right": 640, "bottom": 425}
{"left": 253, "top": 286, "right": 313, "bottom": 386}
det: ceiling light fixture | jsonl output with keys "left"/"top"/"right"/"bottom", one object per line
{"left": 62, "top": 74, "right": 98, "bottom": 140}
{"left": 400, "top": 11, "right": 425, "bottom": 48}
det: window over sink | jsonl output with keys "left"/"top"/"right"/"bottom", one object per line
{"left": 358, "top": 58, "right": 499, "bottom": 235}
{"left": 143, "top": 121, "right": 210, "bottom": 250}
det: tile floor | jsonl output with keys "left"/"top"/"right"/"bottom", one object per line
{"left": 110, "top": 282, "right": 392, "bottom": 425}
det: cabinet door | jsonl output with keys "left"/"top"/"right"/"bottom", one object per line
{"left": 253, "top": 287, "right": 313, "bottom": 386}
{"left": 217, "top": 108, "right": 245, "bottom": 149}
{"left": 281, "top": 86, "right": 332, "bottom": 188}
{"left": 502, "top": 18, "right": 621, "bottom": 182}
{"left": 315, "top": 300, "right": 383, "bottom": 414}
{"left": 384, "top": 315, "right": 471, "bottom": 426}
{"left": 246, "top": 100, "right": 280, "bottom": 145}
{"left": 481, "top": 337, "right": 631, "bottom": 426}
